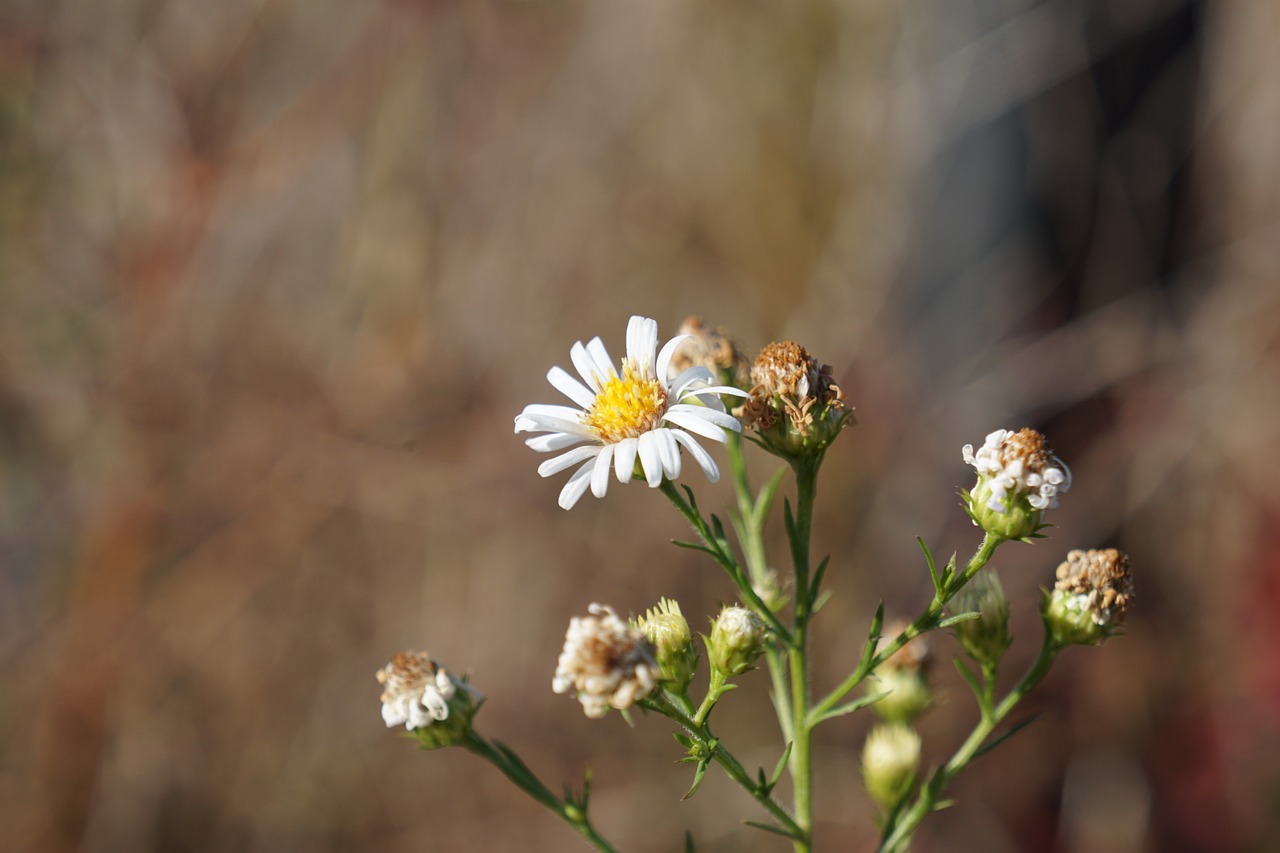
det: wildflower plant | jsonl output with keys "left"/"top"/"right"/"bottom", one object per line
{"left": 377, "top": 314, "right": 1136, "bottom": 852}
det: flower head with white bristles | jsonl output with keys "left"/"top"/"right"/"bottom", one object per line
{"left": 515, "top": 316, "right": 747, "bottom": 510}
{"left": 553, "top": 604, "right": 660, "bottom": 718}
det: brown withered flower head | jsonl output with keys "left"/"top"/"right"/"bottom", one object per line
{"left": 737, "top": 341, "right": 851, "bottom": 460}
{"left": 669, "top": 316, "right": 751, "bottom": 389}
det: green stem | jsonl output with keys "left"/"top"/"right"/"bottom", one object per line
{"left": 461, "top": 730, "right": 620, "bottom": 853}
{"left": 725, "top": 434, "right": 794, "bottom": 743}
{"left": 659, "top": 479, "right": 791, "bottom": 643}
{"left": 649, "top": 696, "right": 804, "bottom": 840}
{"left": 876, "top": 632, "right": 1063, "bottom": 853}
{"left": 787, "top": 458, "right": 819, "bottom": 853}
{"left": 810, "top": 533, "right": 1002, "bottom": 723}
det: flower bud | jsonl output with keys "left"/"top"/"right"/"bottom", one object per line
{"left": 962, "top": 428, "right": 1071, "bottom": 541}
{"left": 707, "top": 605, "right": 768, "bottom": 677}
{"left": 950, "top": 570, "right": 1012, "bottom": 667}
{"left": 737, "top": 341, "right": 852, "bottom": 462}
{"left": 868, "top": 622, "right": 932, "bottom": 724}
{"left": 862, "top": 723, "right": 921, "bottom": 810}
{"left": 553, "top": 604, "right": 660, "bottom": 718}
{"left": 633, "top": 597, "right": 699, "bottom": 692}
{"left": 376, "top": 652, "right": 483, "bottom": 749}
{"left": 1043, "top": 549, "right": 1134, "bottom": 646}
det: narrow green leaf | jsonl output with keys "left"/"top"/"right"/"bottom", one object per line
{"left": 810, "top": 555, "right": 831, "bottom": 601}
{"left": 937, "top": 610, "right": 980, "bottom": 629}
{"left": 768, "top": 742, "right": 793, "bottom": 791}
{"left": 811, "top": 588, "right": 833, "bottom": 615}
{"left": 917, "top": 536, "right": 942, "bottom": 596}
{"left": 685, "top": 831, "right": 697, "bottom": 853}
{"left": 859, "top": 602, "right": 886, "bottom": 669}
{"left": 810, "top": 690, "right": 888, "bottom": 726}
{"left": 972, "top": 714, "right": 1041, "bottom": 762}
{"left": 744, "top": 821, "right": 802, "bottom": 840}
{"left": 682, "top": 757, "right": 710, "bottom": 800}
{"left": 671, "top": 539, "right": 715, "bottom": 556}
{"left": 953, "top": 657, "right": 984, "bottom": 703}
{"left": 755, "top": 467, "right": 788, "bottom": 520}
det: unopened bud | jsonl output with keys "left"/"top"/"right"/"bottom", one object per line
{"left": 862, "top": 723, "right": 921, "bottom": 810}
{"left": 950, "top": 570, "right": 1012, "bottom": 667}
{"left": 707, "top": 605, "right": 768, "bottom": 677}
{"left": 869, "top": 623, "right": 932, "bottom": 724}
{"left": 633, "top": 598, "right": 699, "bottom": 692}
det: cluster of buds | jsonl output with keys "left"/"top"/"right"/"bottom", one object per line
{"left": 869, "top": 623, "right": 933, "bottom": 724}
{"left": 669, "top": 316, "right": 752, "bottom": 391}
{"left": 633, "top": 598, "right": 699, "bottom": 693}
{"left": 950, "top": 570, "right": 1013, "bottom": 668}
{"left": 962, "top": 428, "right": 1071, "bottom": 541}
{"left": 706, "top": 605, "right": 769, "bottom": 678}
{"left": 553, "top": 604, "right": 661, "bottom": 718}
{"left": 738, "top": 341, "right": 851, "bottom": 461}
{"left": 1043, "top": 548, "right": 1134, "bottom": 646}
{"left": 376, "top": 652, "right": 482, "bottom": 749}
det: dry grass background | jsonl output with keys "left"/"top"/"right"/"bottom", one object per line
{"left": 1, "top": 0, "right": 1278, "bottom": 851}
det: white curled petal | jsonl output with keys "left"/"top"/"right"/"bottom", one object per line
{"left": 591, "top": 444, "right": 614, "bottom": 498}
{"left": 538, "top": 445, "right": 601, "bottom": 478}
{"left": 524, "top": 432, "right": 590, "bottom": 453}
{"left": 516, "top": 414, "right": 593, "bottom": 438}
{"left": 547, "top": 366, "right": 597, "bottom": 409}
{"left": 668, "top": 366, "right": 716, "bottom": 398}
{"left": 656, "top": 334, "right": 692, "bottom": 382}
{"left": 422, "top": 687, "right": 450, "bottom": 721}
{"left": 637, "top": 430, "right": 663, "bottom": 487}
{"left": 662, "top": 408, "right": 728, "bottom": 442}
{"left": 558, "top": 461, "right": 595, "bottom": 509}
{"left": 655, "top": 429, "right": 681, "bottom": 480}
{"left": 614, "top": 438, "right": 638, "bottom": 482}
{"left": 667, "top": 404, "right": 740, "bottom": 431}
{"left": 585, "top": 337, "right": 616, "bottom": 382}
{"left": 672, "top": 431, "right": 719, "bottom": 482}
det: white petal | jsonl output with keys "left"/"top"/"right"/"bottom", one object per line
{"left": 654, "top": 428, "right": 681, "bottom": 480}
{"left": 519, "top": 403, "right": 586, "bottom": 423}
{"left": 558, "top": 461, "right": 595, "bottom": 509}
{"left": 667, "top": 404, "right": 740, "bottom": 431}
{"left": 614, "top": 438, "right": 638, "bottom": 482}
{"left": 548, "top": 366, "right": 597, "bottom": 409}
{"left": 591, "top": 444, "right": 614, "bottom": 498}
{"left": 585, "top": 337, "right": 616, "bottom": 383}
{"left": 637, "top": 430, "right": 663, "bottom": 487}
{"left": 571, "top": 341, "right": 604, "bottom": 390}
{"left": 525, "top": 432, "right": 589, "bottom": 453}
{"left": 663, "top": 408, "right": 729, "bottom": 442}
{"left": 656, "top": 334, "right": 692, "bottom": 382}
{"left": 516, "top": 414, "right": 593, "bottom": 438}
{"left": 672, "top": 431, "right": 719, "bottom": 482}
{"left": 668, "top": 366, "right": 716, "bottom": 397}
{"left": 538, "top": 445, "right": 601, "bottom": 478}
{"left": 626, "top": 316, "right": 659, "bottom": 372}
{"left": 422, "top": 687, "right": 450, "bottom": 721}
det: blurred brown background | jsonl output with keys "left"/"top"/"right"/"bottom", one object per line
{"left": 2, "top": 0, "right": 1277, "bottom": 851}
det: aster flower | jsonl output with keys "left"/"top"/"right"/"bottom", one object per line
{"left": 376, "top": 652, "right": 482, "bottom": 748}
{"left": 1044, "top": 548, "right": 1135, "bottom": 646}
{"left": 553, "top": 604, "right": 660, "bottom": 718}
{"left": 515, "top": 315, "right": 747, "bottom": 510}
{"left": 962, "top": 428, "right": 1071, "bottom": 541}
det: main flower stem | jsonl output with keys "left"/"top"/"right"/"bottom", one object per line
{"left": 787, "top": 458, "right": 819, "bottom": 853}
{"left": 461, "top": 730, "right": 619, "bottom": 853}
{"left": 876, "top": 632, "right": 1063, "bottom": 852}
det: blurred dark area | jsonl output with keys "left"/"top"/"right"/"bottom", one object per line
{"left": 2, "top": 0, "right": 1277, "bottom": 851}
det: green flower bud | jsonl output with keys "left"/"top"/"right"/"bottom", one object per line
{"left": 950, "top": 570, "right": 1012, "bottom": 667}
{"left": 868, "top": 623, "right": 932, "bottom": 724}
{"left": 961, "top": 428, "right": 1070, "bottom": 542}
{"left": 633, "top": 598, "right": 699, "bottom": 692}
{"left": 1043, "top": 549, "right": 1134, "bottom": 646}
{"left": 737, "top": 341, "right": 852, "bottom": 462}
{"left": 377, "top": 652, "right": 483, "bottom": 750}
{"left": 862, "top": 723, "right": 921, "bottom": 810}
{"left": 707, "top": 605, "right": 768, "bottom": 677}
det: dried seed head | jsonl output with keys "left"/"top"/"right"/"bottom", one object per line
{"left": 1044, "top": 549, "right": 1135, "bottom": 645}
{"left": 553, "top": 604, "right": 660, "bottom": 718}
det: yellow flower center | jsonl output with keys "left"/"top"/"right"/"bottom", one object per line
{"left": 584, "top": 360, "right": 668, "bottom": 443}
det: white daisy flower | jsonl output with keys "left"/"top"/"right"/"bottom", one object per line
{"left": 515, "top": 315, "right": 747, "bottom": 510}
